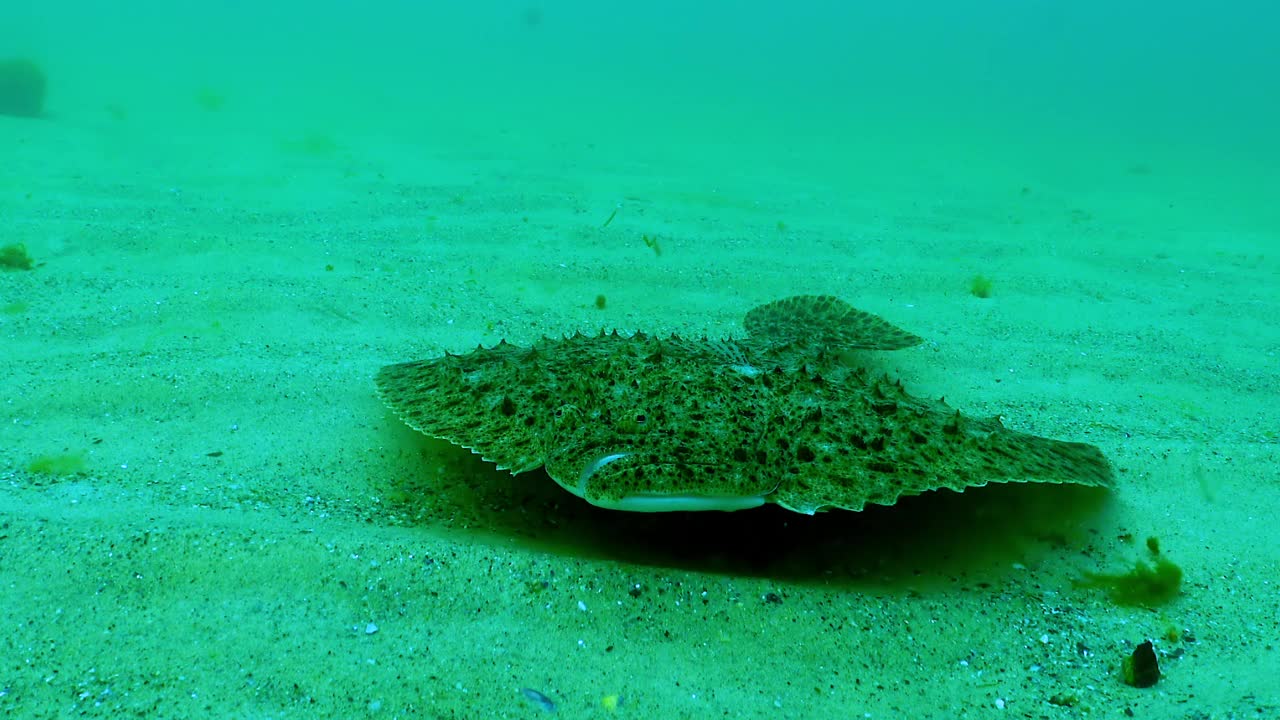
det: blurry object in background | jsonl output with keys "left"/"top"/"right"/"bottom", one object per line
{"left": 280, "top": 132, "right": 339, "bottom": 157}
{"left": 195, "top": 87, "right": 226, "bottom": 112}
{"left": 0, "top": 58, "right": 46, "bottom": 118}
{"left": 520, "top": 6, "right": 543, "bottom": 27}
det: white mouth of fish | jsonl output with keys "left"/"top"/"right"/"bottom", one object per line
{"left": 563, "top": 451, "right": 768, "bottom": 513}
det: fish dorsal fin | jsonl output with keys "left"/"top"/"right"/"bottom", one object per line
{"left": 743, "top": 295, "right": 922, "bottom": 352}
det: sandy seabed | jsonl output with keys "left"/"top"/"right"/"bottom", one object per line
{"left": 2, "top": 109, "right": 1277, "bottom": 719}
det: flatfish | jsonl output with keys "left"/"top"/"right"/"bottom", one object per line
{"left": 376, "top": 296, "right": 1113, "bottom": 514}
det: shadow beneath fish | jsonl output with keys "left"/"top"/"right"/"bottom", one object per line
{"left": 379, "top": 430, "right": 1112, "bottom": 593}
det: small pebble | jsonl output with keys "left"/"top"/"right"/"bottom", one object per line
{"left": 520, "top": 688, "right": 556, "bottom": 713}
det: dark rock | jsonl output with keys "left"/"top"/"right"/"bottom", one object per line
{"left": 1121, "top": 640, "right": 1160, "bottom": 688}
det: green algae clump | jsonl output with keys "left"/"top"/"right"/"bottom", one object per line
{"left": 968, "top": 274, "right": 994, "bottom": 298}
{"left": 27, "top": 452, "right": 89, "bottom": 476}
{"left": 1, "top": 243, "right": 35, "bottom": 271}
{"left": 1077, "top": 557, "right": 1183, "bottom": 607}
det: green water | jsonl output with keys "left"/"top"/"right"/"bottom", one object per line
{"left": 2, "top": 2, "right": 1277, "bottom": 718}
{"left": 9, "top": 1, "right": 1277, "bottom": 233}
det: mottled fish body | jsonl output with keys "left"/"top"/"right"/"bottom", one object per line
{"left": 376, "top": 296, "right": 1113, "bottom": 514}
